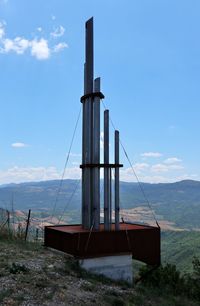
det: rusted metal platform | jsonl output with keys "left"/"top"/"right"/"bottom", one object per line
{"left": 44, "top": 222, "right": 160, "bottom": 266}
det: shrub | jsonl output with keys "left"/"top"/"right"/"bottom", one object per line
{"left": 9, "top": 262, "right": 29, "bottom": 274}
{"left": 138, "top": 260, "right": 200, "bottom": 301}
{"left": 139, "top": 264, "right": 185, "bottom": 295}
{"left": 192, "top": 256, "right": 200, "bottom": 279}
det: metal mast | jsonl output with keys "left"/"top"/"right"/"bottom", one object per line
{"left": 82, "top": 17, "right": 94, "bottom": 229}
{"left": 92, "top": 77, "right": 101, "bottom": 229}
{"left": 115, "top": 130, "right": 120, "bottom": 230}
{"left": 104, "top": 110, "right": 110, "bottom": 230}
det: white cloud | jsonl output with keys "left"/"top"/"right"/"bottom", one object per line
{"left": 51, "top": 15, "right": 56, "bottom": 21}
{"left": 0, "top": 21, "right": 5, "bottom": 39}
{"left": 120, "top": 168, "right": 169, "bottom": 183}
{"left": 3, "top": 37, "right": 30, "bottom": 54}
{"left": 143, "top": 173, "right": 198, "bottom": 184}
{"left": 0, "top": 163, "right": 197, "bottom": 185}
{"left": 0, "top": 166, "right": 81, "bottom": 184}
{"left": 168, "top": 164, "right": 184, "bottom": 171}
{"left": 64, "top": 167, "right": 81, "bottom": 179}
{"left": 53, "top": 42, "right": 68, "bottom": 53}
{"left": 51, "top": 25, "right": 65, "bottom": 38}
{"left": 120, "top": 164, "right": 148, "bottom": 181}
{"left": 0, "top": 20, "right": 67, "bottom": 60}
{"left": 141, "top": 175, "right": 171, "bottom": 183}
{"left": 151, "top": 164, "right": 169, "bottom": 173}
{"left": 120, "top": 168, "right": 134, "bottom": 181}
{"left": 164, "top": 157, "right": 182, "bottom": 164}
{"left": 0, "top": 166, "right": 59, "bottom": 184}
{"left": 30, "top": 38, "right": 50, "bottom": 60}
{"left": 141, "top": 152, "right": 162, "bottom": 158}
{"left": 11, "top": 142, "right": 28, "bottom": 148}
{"left": 119, "top": 167, "right": 197, "bottom": 183}
{"left": 151, "top": 163, "right": 184, "bottom": 173}
{"left": 133, "top": 163, "right": 149, "bottom": 173}
{"left": 0, "top": 28, "right": 4, "bottom": 40}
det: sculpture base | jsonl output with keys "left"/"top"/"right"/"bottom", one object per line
{"left": 44, "top": 222, "right": 160, "bottom": 266}
{"left": 79, "top": 254, "right": 133, "bottom": 284}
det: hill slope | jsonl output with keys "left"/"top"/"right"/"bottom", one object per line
{"left": 0, "top": 238, "right": 199, "bottom": 306}
{"left": 161, "top": 231, "right": 200, "bottom": 273}
{"left": 1, "top": 179, "right": 200, "bottom": 228}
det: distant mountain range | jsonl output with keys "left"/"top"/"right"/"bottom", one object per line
{"left": 0, "top": 179, "right": 200, "bottom": 229}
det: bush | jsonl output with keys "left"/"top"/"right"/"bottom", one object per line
{"left": 192, "top": 256, "right": 200, "bottom": 279}
{"left": 138, "top": 264, "right": 185, "bottom": 295}
{"left": 138, "top": 260, "right": 200, "bottom": 301}
{"left": 9, "top": 262, "right": 29, "bottom": 274}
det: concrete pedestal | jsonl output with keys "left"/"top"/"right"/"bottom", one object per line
{"left": 79, "top": 254, "right": 133, "bottom": 284}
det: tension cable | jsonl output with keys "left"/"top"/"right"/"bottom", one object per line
{"left": 50, "top": 106, "right": 81, "bottom": 222}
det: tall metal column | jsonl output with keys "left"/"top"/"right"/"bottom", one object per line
{"left": 104, "top": 110, "right": 110, "bottom": 230}
{"left": 82, "top": 17, "right": 94, "bottom": 229}
{"left": 115, "top": 130, "right": 120, "bottom": 230}
{"left": 82, "top": 63, "right": 87, "bottom": 227}
{"left": 85, "top": 98, "right": 92, "bottom": 228}
{"left": 109, "top": 168, "right": 112, "bottom": 227}
{"left": 93, "top": 77, "right": 101, "bottom": 230}
{"left": 85, "top": 18, "right": 94, "bottom": 94}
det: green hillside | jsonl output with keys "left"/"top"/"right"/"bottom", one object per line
{"left": 161, "top": 231, "right": 200, "bottom": 273}
{"left": 1, "top": 179, "right": 200, "bottom": 229}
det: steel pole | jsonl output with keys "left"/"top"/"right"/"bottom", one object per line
{"left": 82, "top": 18, "right": 94, "bottom": 229}
{"left": 84, "top": 97, "right": 92, "bottom": 228}
{"left": 109, "top": 168, "right": 112, "bottom": 228}
{"left": 85, "top": 17, "right": 94, "bottom": 94}
{"left": 82, "top": 63, "right": 86, "bottom": 227}
{"left": 93, "top": 77, "right": 101, "bottom": 230}
{"left": 104, "top": 110, "right": 110, "bottom": 230}
{"left": 115, "top": 130, "right": 120, "bottom": 230}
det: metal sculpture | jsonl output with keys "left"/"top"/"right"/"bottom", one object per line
{"left": 81, "top": 18, "right": 122, "bottom": 231}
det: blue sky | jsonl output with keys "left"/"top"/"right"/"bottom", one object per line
{"left": 0, "top": 0, "right": 200, "bottom": 184}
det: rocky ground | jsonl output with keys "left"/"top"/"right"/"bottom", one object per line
{"left": 0, "top": 238, "right": 199, "bottom": 306}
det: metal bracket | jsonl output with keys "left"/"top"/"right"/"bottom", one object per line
{"left": 80, "top": 163, "right": 123, "bottom": 169}
{"left": 80, "top": 92, "right": 105, "bottom": 103}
